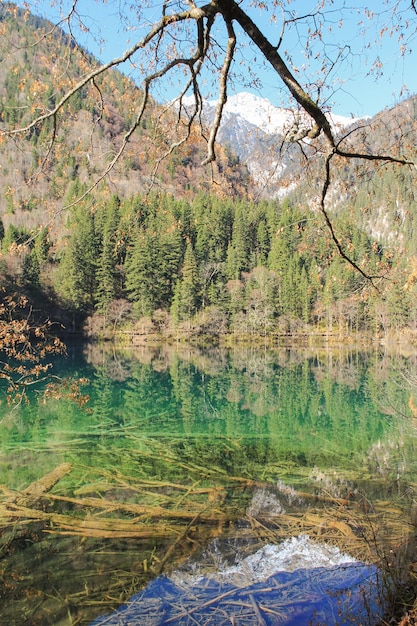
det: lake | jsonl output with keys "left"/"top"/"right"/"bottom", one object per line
{"left": 1, "top": 342, "right": 417, "bottom": 625}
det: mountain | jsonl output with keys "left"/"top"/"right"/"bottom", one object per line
{"left": 0, "top": 5, "right": 251, "bottom": 238}
{"left": 0, "top": 4, "right": 416, "bottom": 257}
{"left": 210, "top": 92, "right": 360, "bottom": 136}
{"left": 182, "top": 92, "right": 364, "bottom": 195}
{"left": 1, "top": 5, "right": 417, "bottom": 339}
{"left": 193, "top": 90, "right": 417, "bottom": 253}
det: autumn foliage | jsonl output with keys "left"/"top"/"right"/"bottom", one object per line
{"left": 0, "top": 289, "right": 65, "bottom": 402}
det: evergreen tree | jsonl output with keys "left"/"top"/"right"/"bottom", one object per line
{"left": 95, "top": 232, "right": 117, "bottom": 315}
{"left": 33, "top": 226, "right": 50, "bottom": 264}
{"left": 172, "top": 240, "right": 200, "bottom": 321}
{"left": 125, "top": 229, "right": 157, "bottom": 316}
{"left": 94, "top": 196, "right": 121, "bottom": 315}
{"left": 158, "top": 224, "right": 184, "bottom": 307}
{"left": 125, "top": 217, "right": 183, "bottom": 316}
{"left": 170, "top": 279, "right": 181, "bottom": 326}
{"left": 21, "top": 250, "right": 40, "bottom": 287}
{"left": 193, "top": 195, "right": 233, "bottom": 265}
{"left": 56, "top": 205, "right": 98, "bottom": 312}
{"left": 321, "top": 256, "right": 346, "bottom": 332}
{"left": 281, "top": 255, "right": 303, "bottom": 318}
{"left": 255, "top": 220, "right": 269, "bottom": 266}
{"left": 2, "top": 224, "right": 30, "bottom": 252}
{"left": 385, "top": 279, "right": 412, "bottom": 331}
{"left": 299, "top": 265, "right": 310, "bottom": 323}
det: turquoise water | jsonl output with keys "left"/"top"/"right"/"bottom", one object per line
{"left": 1, "top": 346, "right": 410, "bottom": 478}
{"left": 1, "top": 344, "right": 417, "bottom": 625}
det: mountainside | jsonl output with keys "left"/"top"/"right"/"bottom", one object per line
{"left": 184, "top": 91, "right": 364, "bottom": 195}
{"left": 292, "top": 95, "right": 417, "bottom": 253}
{"left": 0, "top": 5, "right": 250, "bottom": 237}
{"left": 200, "top": 90, "right": 417, "bottom": 254}
{"left": 1, "top": 5, "right": 416, "bottom": 254}
{"left": 1, "top": 4, "right": 417, "bottom": 343}
{"left": 214, "top": 92, "right": 360, "bottom": 134}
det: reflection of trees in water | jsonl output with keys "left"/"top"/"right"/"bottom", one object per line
{"left": 365, "top": 351, "right": 417, "bottom": 440}
{"left": 311, "top": 350, "right": 366, "bottom": 390}
{"left": 84, "top": 342, "right": 133, "bottom": 380}
{"left": 81, "top": 342, "right": 417, "bottom": 479}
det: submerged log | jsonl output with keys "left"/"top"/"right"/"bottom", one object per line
{"left": 46, "top": 492, "right": 227, "bottom": 522}
{"left": 1, "top": 462, "right": 72, "bottom": 508}
{"left": 0, "top": 462, "right": 229, "bottom": 539}
{"left": 0, "top": 462, "right": 409, "bottom": 558}
{"left": 17, "top": 462, "right": 72, "bottom": 507}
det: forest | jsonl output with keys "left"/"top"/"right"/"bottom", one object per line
{"left": 3, "top": 4, "right": 417, "bottom": 626}
{"left": 1, "top": 183, "right": 416, "bottom": 343}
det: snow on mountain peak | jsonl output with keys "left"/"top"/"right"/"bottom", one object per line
{"left": 176, "top": 91, "right": 365, "bottom": 196}
{"left": 207, "top": 91, "right": 362, "bottom": 135}
{"left": 211, "top": 92, "right": 294, "bottom": 135}
{"left": 180, "top": 91, "right": 362, "bottom": 136}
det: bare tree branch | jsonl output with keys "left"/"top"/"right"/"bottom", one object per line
{"left": 335, "top": 148, "right": 414, "bottom": 167}
{"left": 318, "top": 151, "right": 379, "bottom": 284}
{"left": 0, "top": 4, "right": 215, "bottom": 139}
{"left": 2, "top": 0, "right": 416, "bottom": 281}
{"left": 224, "top": 0, "right": 335, "bottom": 146}
{"left": 202, "top": 18, "right": 236, "bottom": 165}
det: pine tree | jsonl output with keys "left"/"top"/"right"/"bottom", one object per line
{"left": 125, "top": 229, "right": 156, "bottom": 316}
{"left": 33, "top": 226, "right": 50, "bottom": 264}
{"left": 95, "top": 233, "right": 117, "bottom": 315}
{"left": 94, "top": 197, "right": 121, "bottom": 315}
{"left": 255, "top": 220, "right": 269, "bottom": 266}
{"left": 281, "top": 255, "right": 303, "bottom": 318}
{"left": 177, "top": 240, "right": 200, "bottom": 320}
{"left": 21, "top": 250, "right": 40, "bottom": 287}
{"left": 170, "top": 279, "right": 181, "bottom": 326}
{"left": 226, "top": 202, "right": 250, "bottom": 280}
{"left": 125, "top": 218, "right": 183, "bottom": 316}
{"left": 56, "top": 205, "right": 98, "bottom": 312}
{"left": 2, "top": 224, "right": 30, "bottom": 252}
{"left": 193, "top": 194, "right": 233, "bottom": 265}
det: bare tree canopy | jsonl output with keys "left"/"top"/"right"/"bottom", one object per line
{"left": 4, "top": 1, "right": 416, "bottom": 149}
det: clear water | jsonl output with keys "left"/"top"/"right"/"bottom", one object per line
{"left": 1, "top": 344, "right": 417, "bottom": 625}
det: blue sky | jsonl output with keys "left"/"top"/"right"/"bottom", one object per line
{"left": 23, "top": 1, "right": 417, "bottom": 118}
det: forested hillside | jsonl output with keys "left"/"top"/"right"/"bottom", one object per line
{"left": 2, "top": 185, "right": 416, "bottom": 341}
{"left": 0, "top": 6, "right": 249, "bottom": 225}
{"left": 1, "top": 5, "right": 417, "bottom": 342}
{"left": 287, "top": 96, "right": 417, "bottom": 256}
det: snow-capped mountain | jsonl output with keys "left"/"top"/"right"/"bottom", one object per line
{"left": 181, "top": 92, "right": 363, "bottom": 196}
{"left": 209, "top": 92, "right": 361, "bottom": 137}
{"left": 213, "top": 92, "right": 296, "bottom": 135}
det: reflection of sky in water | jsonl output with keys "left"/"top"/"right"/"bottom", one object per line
{"left": 90, "top": 536, "right": 382, "bottom": 625}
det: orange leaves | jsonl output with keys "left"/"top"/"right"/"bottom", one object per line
{"left": 0, "top": 290, "right": 66, "bottom": 399}
{"left": 28, "top": 79, "right": 49, "bottom": 99}
{"left": 44, "top": 377, "right": 91, "bottom": 410}
{"left": 409, "top": 395, "right": 417, "bottom": 418}
{"left": 403, "top": 257, "right": 417, "bottom": 291}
